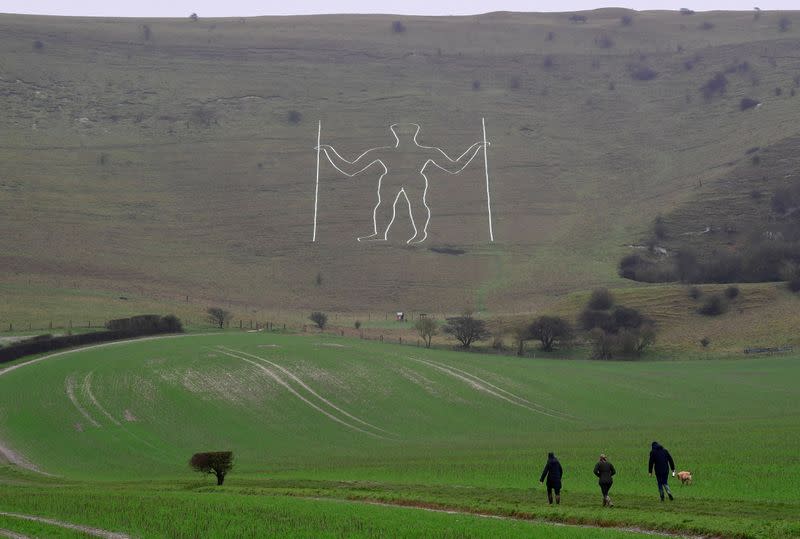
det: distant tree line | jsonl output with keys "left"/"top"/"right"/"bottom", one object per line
{"left": 0, "top": 315, "right": 183, "bottom": 364}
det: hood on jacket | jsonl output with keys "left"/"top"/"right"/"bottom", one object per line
{"left": 652, "top": 441, "right": 661, "bottom": 450}
{"left": 548, "top": 452, "right": 555, "bottom": 459}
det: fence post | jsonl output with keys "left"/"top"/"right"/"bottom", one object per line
{"left": 380, "top": 335, "right": 384, "bottom": 342}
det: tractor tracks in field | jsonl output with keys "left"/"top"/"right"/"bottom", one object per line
{"left": 217, "top": 347, "right": 395, "bottom": 440}
{"left": 0, "top": 333, "right": 216, "bottom": 475}
{"left": 304, "top": 497, "right": 713, "bottom": 539}
{"left": 0, "top": 512, "right": 131, "bottom": 539}
{"left": 405, "top": 356, "right": 576, "bottom": 421}
{"left": 0, "top": 529, "right": 30, "bottom": 539}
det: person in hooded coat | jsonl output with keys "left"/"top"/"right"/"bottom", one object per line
{"left": 539, "top": 452, "right": 563, "bottom": 504}
{"left": 648, "top": 441, "right": 676, "bottom": 501}
{"left": 593, "top": 454, "right": 616, "bottom": 507}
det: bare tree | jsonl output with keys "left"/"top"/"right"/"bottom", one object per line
{"left": 442, "top": 312, "right": 490, "bottom": 349}
{"left": 207, "top": 307, "right": 231, "bottom": 329}
{"left": 189, "top": 452, "right": 233, "bottom": 485}
{"left": 529, "top": 316, "right": 573, "bottom": 352}
{"left": 509, "top": 321, "right": 532, "bottom": 356}
{"left": 414, "top": 318, "right": 438, "bottom": 348}
{"left": 309, "top": 311, "right": 328, "bottom": 330}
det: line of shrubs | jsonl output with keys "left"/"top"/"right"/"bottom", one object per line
{"left": 620, "top": 241, "right": 800, "bottom": 287}
{"left": 0, "top": 315, "right": 183, "bottom": 364}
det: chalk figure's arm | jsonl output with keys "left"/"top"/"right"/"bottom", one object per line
{"left": 317, "top": 145, "right": 387, "bottom": 176}
{"left": 423, "top": 141, "right": 486, "bottom": 164}
{"left": 424, "top": 142, "right": 488, "bottom": 174}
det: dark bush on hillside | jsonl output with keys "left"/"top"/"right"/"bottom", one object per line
{"left": 141, "top": 24, "right": 152, "bottom": 41}
{"left": 543, "top": 55, "right": 555, "bottom": 69}
{"left": 106, "top": 314, "right": 183, "bottom": 334}
{"left": 612, "top": 306, "right": 644, "bottom": 330}
{"left": 700, "top": 336, "right": 711, "bottom": 348}
{"left": 740, "top": 98, "right": 761, "bottom": 111}
{"left": 778, "top": 16, "right": 791, "bottom": 32}
{"left": 701, "top": 73, "right": 728, "bottom": 99}
{"left": 688, "top": 286, "right": 703, "bottom": 300}
{"left": 189, "top": 107, "right": 216, "bottom": 128}
{"left": 580, "top": 309, "right": 615, "bottom": 332}
{"left": 569, "top": 15, "right": 587, "bottom": 23}
{"left": 699, "top": 21, "right": 715, "bottom": 30}
{"left": 309, "top": 311, "right": 328, "bottom": 330}
{"left": 680, "top": 8, "right": 695, "bottom": 15}
{"left": 724, "top": 286, "right": 740, "bottom": 299}
{"left": 189, "top": 12, "right": 198, "bottom": 21}
{"left": 546, "top": 31, "right": 555, "bottom": 41}
{"left": 698, "top": 294, "right": 727, "bottom": 316}
{"left": 621, "top": 15, "right": 633, "bottom": 26}
{"left": 33, "top": 40, "right": 44, "bottom": 50}
{"left": 287, "top": 110, "right": 302, "bottom": 125}
{"left": 595, "top": 35, "right": 614, "bottom": 49}
{"left": 392, "top": 20, "right": 406, "bottom": 33}
{"left": 619, "top": 254, "right": 644, "bottom": 280}
{"left": 509, "top": 77, "right": 521, "bottom": 90}
{"left": 588, "top": 288, "right": 614, "bottom": 310}
{"left": 629, "top": 65, "right": 658, "bottom": 81}
{"left": 775, "top": 87, "right": 783, "bottom": 96}
{"left": 472, "top": 80, "right": 481, "bottom": 91}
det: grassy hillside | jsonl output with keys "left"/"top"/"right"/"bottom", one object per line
{"left": 0, "top": 333, "right": 798, "bottom": 537}
{"left": 1, "top": 10, "right": 799, "bottom": 316}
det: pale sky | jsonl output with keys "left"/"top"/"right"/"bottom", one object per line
{"left": 0, "top": 1, "right": 796, "bottom": 17}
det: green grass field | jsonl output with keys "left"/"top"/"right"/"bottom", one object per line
{"left": 1, "top": 332, "right": 798, "bottom": 537}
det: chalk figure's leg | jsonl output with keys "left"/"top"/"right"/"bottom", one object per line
{"left": 358, "top": 177, "right": 399, "bottom": 242}
{"left": 405, "top": 178, "right": 430, "bottom": 244}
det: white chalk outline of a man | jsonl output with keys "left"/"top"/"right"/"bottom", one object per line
{"left": 316, "top": 123, "right": 488, "bottom": 244}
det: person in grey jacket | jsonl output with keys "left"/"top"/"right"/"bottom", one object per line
{"left": 593, "top": 454, "right": 616, "bottom": 507}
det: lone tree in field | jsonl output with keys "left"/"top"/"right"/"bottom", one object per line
{"left": 442, "top": 312, "right": 490, "bottom": 349}
{"left": 414, "top": 318, "right": 438, "bottom": 348}
{"left": 529, "top": 316, "right": 573, "bottom": 352}
{"left": 309, "top": 311, "right": 328, "bottom": 330}
{"left": 189, "top": 451, "right": 233, "bottom": 485}
{"left": 207, "top": 307, "right": 231, "bottom": 329}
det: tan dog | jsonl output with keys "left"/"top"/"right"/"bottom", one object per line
{"left": 676, "top": 471, "right": 692, "bottom": 485}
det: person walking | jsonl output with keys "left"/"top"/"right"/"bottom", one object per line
{"left": 649, "top": 441, "right": 676, "bottom": 501}
{"left": 539, "top": 452, "right": 563, "bottom": 505}
{"left": 593, "top": 454, "right": 616, "bottom": 507}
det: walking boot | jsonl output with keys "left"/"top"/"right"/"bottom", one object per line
{"left": 668, "top": 492, "right": 674, "bottom": 501}
{"left": 607, "top": 496, "right": 613, "bottom": 507}
{"left": 556, "top": 495, "right": 560, "bottom": 505}
{"left": 602, "top": 496, "right": 607, "bottom": 507}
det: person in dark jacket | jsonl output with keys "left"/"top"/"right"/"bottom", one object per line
{"left": 539, "top": 452, "right": 563, "bottom": 504}
{"left": 648, "top": 441, "right": 676, "bottom": 501}
{"left": 593, "top": 454, "right": 616, "bottom": 507}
